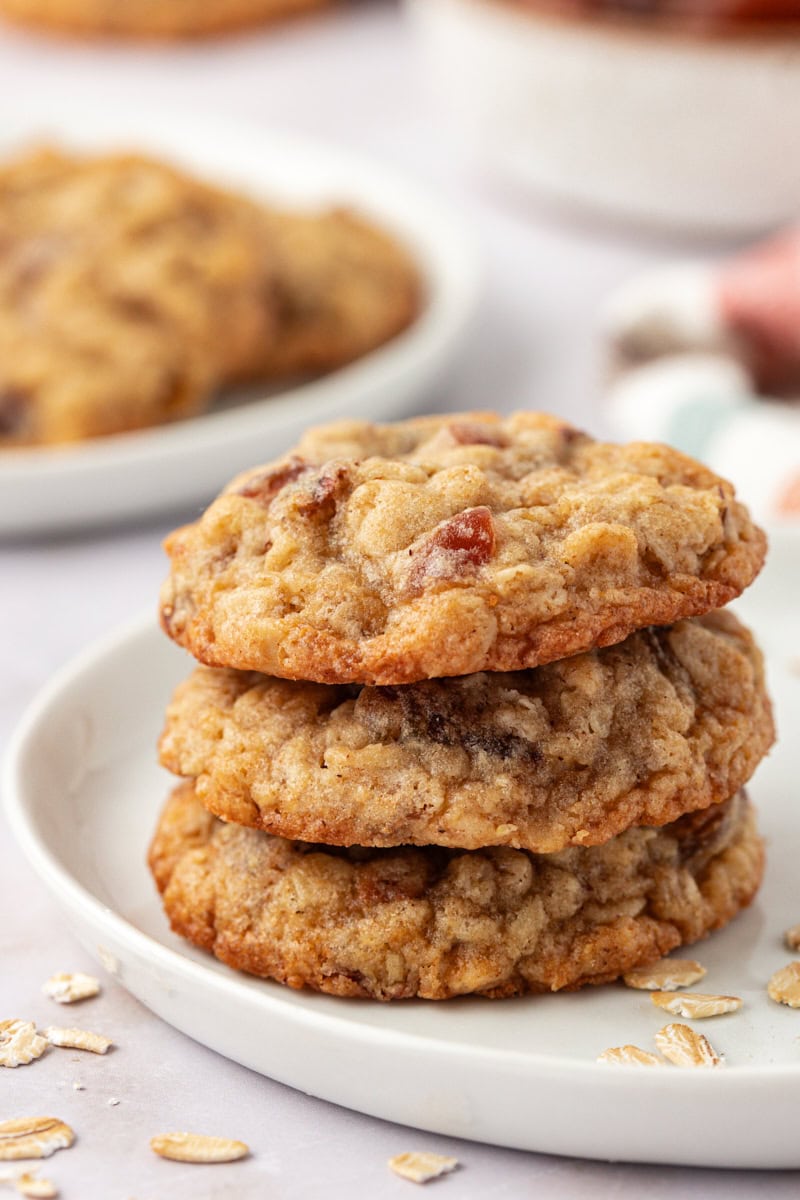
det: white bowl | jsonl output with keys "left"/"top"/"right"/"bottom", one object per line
{"left": 407, "top": 0, "right": 800, "bottom": 234}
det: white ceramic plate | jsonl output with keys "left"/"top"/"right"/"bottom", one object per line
{"left": 0, "top": 106, "right": 478, "bottom": 536}
{"left": 4, "top": 536, "right": 800, "bottom": 1169}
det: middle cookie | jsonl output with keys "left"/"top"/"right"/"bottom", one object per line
{"left": 160, "top": 609, "right": 773, "bottom": 853}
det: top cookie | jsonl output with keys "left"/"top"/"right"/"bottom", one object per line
{"left": 160, "top": 411, "right": 766, "bottom": 684}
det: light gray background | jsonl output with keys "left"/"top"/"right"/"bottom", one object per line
{"left": 2, "top": 3, "right": 794, "bottom": 1194}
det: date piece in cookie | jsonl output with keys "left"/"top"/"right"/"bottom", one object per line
{"left": 160, "top": 611, "right": 773, "bottom": 853}
{"left": 160, "top": 411, "right": 766, "bottom": 684}
{"left": 149, "top": 783, "right": 763, "bottom": 1001}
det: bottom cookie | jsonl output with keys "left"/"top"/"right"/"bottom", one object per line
{"left": 149, "top": 783, "right": 763, "bottom": 1001}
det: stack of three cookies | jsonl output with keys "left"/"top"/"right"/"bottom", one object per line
{"left": 151, "top": 411, "right": 773, "bottom": 1001}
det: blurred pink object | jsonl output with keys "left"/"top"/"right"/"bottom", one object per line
{"left": 605, "top": 225, "right": 800, "bottom": 529}
{"left": 606, "top": 224, "right": 800, "bottom": 394}
{"left": 522, "top": 0, "right": 800, "bottom": 22}
{"left": 522, "top": 0, "right": 800, "bottom": 21}
{"left": 718, "top": 229, "right": 800, "bottom": 390}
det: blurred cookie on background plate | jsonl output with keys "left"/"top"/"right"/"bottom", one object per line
{"left": 0, "top": 147, "right": 422, "bottom": 447}
{"left": 0, "top": 148, "right": 274, "bottom": 445}
{"left": 258, "top": 208, "right": 421, "bottom": 377}
{"left": 0, "top": 0, "right": 331, "bottom": 38}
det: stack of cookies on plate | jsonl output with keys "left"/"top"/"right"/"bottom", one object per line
{"left": 151, "top": 411, "right": 773, "bottom": 1001}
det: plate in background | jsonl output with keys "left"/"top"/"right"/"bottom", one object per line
{"left": 0, "top": 105, "right": 478, "bottom": 536}
{"left": 4, "top": 534, "right": 800, "bottom": 1169}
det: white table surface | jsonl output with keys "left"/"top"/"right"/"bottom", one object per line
{"left": 2, "top": 4, "right": 798, "bottom": 1195}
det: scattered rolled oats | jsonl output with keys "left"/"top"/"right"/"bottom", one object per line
{"left": 767, "top": 961, "right": 800, "bottom": 1008}
{"left": 651, "top": 992, "right": 742, "bottom": 1019}
{"left": 655, "top": 1023, "right": 723, "bottom": 1067}
{"left": 0, "top": 1119, "right": 74, "bottom": 1162}
{"left": 623, "top": 959, "right": 706, "bottom": 991}
{"left": 71, "top": 1083, "right": 84, "bottom": 1092}
{"left": 597, "top": 1044, "right": 663, "bottom": 1067}
{"left": 0, "top": 1022, "right": 47, "bottom": 1069}
{"left": 784, "top": 926, "right": 800, "bottom": 953}
{"left": 44, "top": 1028, "right": 111, "bottom": 1056}
{"left": 388, "top": 1152, "right": 459, "bottom": 1184}
{"left": 15, "top": 1173, "right": 58, "bottom": 1198}
{"left": 42, "top": 974, "right": 100, "bottom": 1005}
{"left": 107, "top": 1099, "right": 119, "bottom": 1108}
{"left": 149, "top": 1133, "right": 249, "bottom": 1164}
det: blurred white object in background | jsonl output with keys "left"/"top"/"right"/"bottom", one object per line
{"left": 607, "top": 225, "right": 800, "bottom": 393}
{"left": 607, "top": 352, "right": 752, "bottom": 443}
{"left": 407, "top": 0, "right": 800, "bottom": 234}
{"left": 605, "top": 226, "right": 800, "bottom": 527}
{"left": 604, "top": 263, "right": 731, "bottom": 362}
{"left": 607, "top": 354, "right": 800, "bottom": 527}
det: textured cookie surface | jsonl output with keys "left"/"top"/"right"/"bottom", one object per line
{"left": 150, "top": 783, "right": 763, "bottom": 1001}
{"left": 0, "top": 147, "right": 273, "bottom": 445}
{"left": 160, "top": 611, "right": 773, "bottom": 853}
{"left": 160, "top": 411, "right": 766, "bottom": 684}
{"left": 0, "top": 0, "right": 328, "bottom": 38}
{"left": 257, "top": 207, "right": 420, "bottom": 376}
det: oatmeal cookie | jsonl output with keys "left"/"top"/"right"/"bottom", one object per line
{"left": 257, "top": 207, "right": 420, "bottom": 376}
{"left": 159, "top": 611, "right": 773, "bottom": 853}
{"left": 0, "top": 148, "right": 273, "bottom": 445}
{"left": 160, "top": 411, "right": 766, "bottom": 684}
{"left": 0, "top": 0, "right": 328, "bottom": 38}
{"left": 150, "top": 783, "right": 763, "bottom": 1000}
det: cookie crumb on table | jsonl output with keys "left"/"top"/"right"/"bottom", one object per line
{"left": 13, "top": 1171, "right": 58, "bottom": 1198}
{"left": 784, "top": 924, "right": 800, "bottom": 952}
